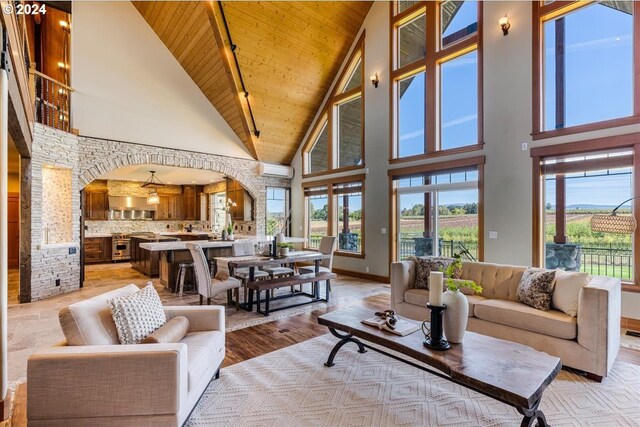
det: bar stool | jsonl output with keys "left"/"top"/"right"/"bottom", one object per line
{"left": 176, "top": 261, "right": 196, "bottom": 296}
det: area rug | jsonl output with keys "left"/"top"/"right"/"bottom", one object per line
{"left": 186, "top": 334, "right": 640, "bottom": 427}
{"left": 621, "top": 329, "right": 640, "bottom": 351}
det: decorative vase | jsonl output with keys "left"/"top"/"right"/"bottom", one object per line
{"left": 279, "top": 247, "right": 289, "bottom": 257}
{"left": 442, "top": 290, "right": 468, "bottom": 344}
{"left": 276, "top": 232, "right": 286, "bottom": 245}
{"left": 228, "top": 233, "right": 235, "bottom": 241}
{"left": 221, "top": 230, "right": 228, "bottom": 240}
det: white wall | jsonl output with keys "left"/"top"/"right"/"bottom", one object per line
{"left": 291, "top": 1, "right": 640, "bottom": 319}
{"left": 71, "top": 1, "right": 251, "bottom": 159}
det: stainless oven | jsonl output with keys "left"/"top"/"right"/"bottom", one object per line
{"left": 112, "top": 234, "right": 131, "bottom": 261}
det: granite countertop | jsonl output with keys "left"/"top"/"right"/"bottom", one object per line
{"left": 131, "top": 235, "right": 180, "bottom": 242}
{"left": 85, "top": 233, "right": 113, "bottom": 238}
{"left": 158, "top": 232, "right": 212, "bottom": 236}
{"left": 139, "top": 236, "right": 307, "bottom": 251}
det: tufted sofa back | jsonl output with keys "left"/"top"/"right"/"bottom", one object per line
{"left": 461, "top": 261, "right": 527, "bottom": 301}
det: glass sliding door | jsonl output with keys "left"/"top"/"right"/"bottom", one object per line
{"left": 266, "top": 187, "right": 290, "bottom": 236}
{"left": 305, "top": 186, "right": 329, "bottom": 249}
{"left": 395, "top": 169, "right": 479, "bottom": 261}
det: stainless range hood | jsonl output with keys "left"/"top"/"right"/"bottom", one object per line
{"left": 108, "top": 196, "right": 157, "bottom": 220}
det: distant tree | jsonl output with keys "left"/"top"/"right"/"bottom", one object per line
{"left": 312, "top": 204, "right": 328, "bottom": 220}
{"left": 349, "top": 209, "right": 362, "bottom": 221}
{"left": 546, "top": 202, "right": 552, "bottom": 211}
{"left": 438, "top": 205, "right": 450, "bottom": 216}
{"left": 462, "top": 203, "right": 478, "bottom": 215}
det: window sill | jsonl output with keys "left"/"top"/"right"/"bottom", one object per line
{"left": 389, "top": 144, "right": 484, "bottom": 165}
{"left": 302, "top": 165, "right": 365, "bottom": 180}
{"left": 335, "top": 251, "right": 365, "bottom": 259}
{"left": 532, "top": 116, "right": 640, "bottom": 141}
{"left": 622, "top": 283, "right": 640, "bottom": 294}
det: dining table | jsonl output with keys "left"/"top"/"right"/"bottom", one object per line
{"left": 216, "top": 250, "right": 332, "bottom": 313}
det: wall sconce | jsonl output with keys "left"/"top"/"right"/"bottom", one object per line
{"left": 57, "top": 62, "right": 67, "bottom": 69}
{"left": 59, "top": 20, "right": 70, "bottom": 32}
{"left": 370, "top": 73, "right": 379, "bottom": 88}
{"left": 499, "top": 15, "right": 510, "bottom": 36}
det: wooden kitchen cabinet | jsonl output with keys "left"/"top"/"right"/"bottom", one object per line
{"left": 157, "top": 194, "right": 185, "bottom": 220}
{"left": 84, "top": 190, "right": 109, "bottom": 220}
{"left": 226, "top": 179, "right": 253, "bottom": 221}
{"left": 84, "top": 237, "right": 112, "bottom": 263}
{"left": 183, "top": 185, "right": 204, "bottom": 220}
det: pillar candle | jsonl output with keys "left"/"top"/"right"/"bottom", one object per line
{"left": 429, "top": 271, "right": 444, "bottom": 306}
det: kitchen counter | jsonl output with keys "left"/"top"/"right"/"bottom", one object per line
{"left": 139, "top": 236, "right": 306, "bottom": 252}
{"left": 85, "top": 233, "right": 113, "bottom": 238}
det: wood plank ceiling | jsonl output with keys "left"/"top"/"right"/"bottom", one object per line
{"left": 132, "top": 1, "right": 372, "bottom": 165}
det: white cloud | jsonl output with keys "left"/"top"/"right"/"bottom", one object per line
{"left": 442, "top": 114, "right": 476, "bottom": 129}
{"left": 399, "top": 129, "right": 424, "bottom": 141}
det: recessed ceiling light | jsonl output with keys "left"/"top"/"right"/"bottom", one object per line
{"left": 191, "top": 181, "right": 196, "bottom": 184}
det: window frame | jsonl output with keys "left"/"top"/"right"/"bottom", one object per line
{"left": 302, "top": 173, "right": 366, "bottom": 258}
{"left": 530, "top": 133, "right": 640, "bottom": 291}
{"left": 387, "top": 155, "right": 485, "bottom": 265}
{"left": 265, "top": 187, "right": 291, "bottom": 236}
{"left": 390, "top": 1, "right": 484, "bottom": 163}
{"left": 532, "top": 1, "right": 640, "bottom": 140}
{"left": 302, "top": 33, "right": 366, "bottom": 178}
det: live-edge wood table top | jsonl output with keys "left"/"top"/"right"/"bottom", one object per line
{"left": 318, "top": 306, "right": 562, "bottom": 410}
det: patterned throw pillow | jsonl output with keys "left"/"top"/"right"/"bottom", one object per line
{"left": 517, "top": 268, "right": 556, "bottom": 311}
{"left": 109, "top": 283, "right": 167, "bottom": 344}
{"left": 410, "top": 256, "right": 457, "bottom": 289}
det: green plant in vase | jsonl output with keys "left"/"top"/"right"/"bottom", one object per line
{"left": 277, "top": 242, "right": 293, "bottom": 256}
{"left": 227, "top": 221, "right": 234, "bottom": 239}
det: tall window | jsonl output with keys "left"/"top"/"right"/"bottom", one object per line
{"left": 305, "top": 186, "right": 329, "bottom": 249}
{"left": 303, "top": 34, "right": 365, "bottom": 176}
{"left": 391, "top": 159, "right": 483, "bottom": 262}
{"left": 266, "top": 187, "right": 291, "bottom": 236}
{"left": 534, "top": 1, "right": 639, "bottom": 137}
{"left": 391, "top": 1, "right": 482, "bottom": 160}
{"left": 540, "top": 150, "right": 634, "bottom": 281}
{"left": 304, "top": 175, "right": 365, "bottom": 255}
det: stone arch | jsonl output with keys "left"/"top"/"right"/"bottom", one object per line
{"left": 76, "top": 137, "right": 275, "bottom": 234}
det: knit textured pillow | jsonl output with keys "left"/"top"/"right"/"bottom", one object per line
{"left": 109, "top": 283, "right": 166, "bottom": 344}
{"left": 409, "top": 256, "right": 457, "bottom": 289}
{"left": 517, "top": 268, "right": 556, "bottom": 311}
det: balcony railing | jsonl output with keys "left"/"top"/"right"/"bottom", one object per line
{"left": 31, "top": 71, "right": 73, "bottom": 132}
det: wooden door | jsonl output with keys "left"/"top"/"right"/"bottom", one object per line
{"left": 173, "top": 195, "right": 185, "bottom": 220}
{"left": 157, "top": 195, "right": 170, "bottom": 220}
{"left": 85, "top": 191, "right": 109, "bottom": 220}
{"left": 8, "top": 193, "right": 19, "bottom": 269}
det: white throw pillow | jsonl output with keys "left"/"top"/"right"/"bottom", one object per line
{"left": 108, "top": 283, "right": 166, "bottom": 344}
{"left": 552, "top": 269, "right": 591, "bottom": 317}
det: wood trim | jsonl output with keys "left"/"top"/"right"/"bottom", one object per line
{"left": 301, "top": 114, "right": 328, "bottom": 156}
{"left": 621, "top": 316, "right": 640, "bottom": 331}
{"left": 390, "top": 59, "right": 427, "bottom": 80}
{"left": 388, "top": 143, "right": 484, "bottom": 164}
{"left": 425, "top": 1, "right": 436, "bottom": 154}
{"left": 435, "top": 37, "right": 478, "bottom": 62}
{"left": 532, "top": 156, "right": 542, "bottom": 268}
{"left": 389, "top": 175, "right": 396, "bottom": 265}
{"left": 532, "top": 0, "right": 638, "bottom": 139}
{"left": 530, "top": 132, "right": 640, "bottom": 158}
{"left": 334, "top": 251, "right": 366, "bottom": 259}
{"left": 477, "top": 2, "right": 484, "bottom": 151}
{"left": 302, "top": 167, "right": 365, "bottom": 181}
{"left": 532, "top": 116, "right": 640, "bottom": 141}
{"left": 332, "top": 267, "right": 389, "bottom": 284}
{"left": 634, "top": 144, "right": 640, "bottom": 286}
{"left": 392, "top": 2, "right": 427, "bottom": 25}
{"left": 554, "top": 175, "right": 566, "bottom": 244}
{"left": 542, "top": 155, "right": 633, "bottom": 175}
{"left": 206, "top": 3, "right": 258, "bottom": 160}
{"left": 387, "top": 155, "right": 486, "bottom": 179}
{"left": 478, "top": 162, "right": 484, "bottom": 261}
{"left": 333, "top": 87, "right": 362, "bottom": 106}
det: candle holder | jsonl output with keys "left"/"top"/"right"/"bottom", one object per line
{"left": 424, "top": 303, "right": 450, "bottom": 351}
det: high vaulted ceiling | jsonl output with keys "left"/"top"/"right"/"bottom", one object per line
{"left": 132, "top": 1, "right": 372, "bottom": 165}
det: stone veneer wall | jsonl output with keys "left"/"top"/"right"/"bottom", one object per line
{"left": 21, "top": 125, "right": 81, "bottom": 302}
{"left": 85, "top": 220, "right": 208, "bottom": 235}
{"left": 21, "top": 125, "right": 289, "bottom": 302}
{"left": 41, "top": 167, "right": 73, "bottom": 244}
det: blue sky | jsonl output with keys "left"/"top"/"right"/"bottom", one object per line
{"left": 545, "top": 172, "right": 632, "bottom": 208}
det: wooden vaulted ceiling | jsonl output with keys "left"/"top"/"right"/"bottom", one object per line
{"left": 132, "top": 1, "right": 372, "bottom": 164}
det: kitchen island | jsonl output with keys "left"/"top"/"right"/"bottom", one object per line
{"left": 139, "top": 237, "right": 306, "bottom": 291}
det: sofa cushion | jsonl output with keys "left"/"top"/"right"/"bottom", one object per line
{"left": 404, "top": 289, "right": 486, "bottom": 317}
{"left": 474, "top": 299, "right": 576, "bottom": 340}
{"left": 410, "top": 256, "right": 457, "bottom": 289}
{"left": 552, "top": 270, "right": 591, "bottom": 317}
{"left": 181, "top": 331, "right": 225, "bottom": 391}
{"left": 517, "top": 268, "right": 556, "bottom": 311}
{"left": 109, "top": 284, "right": 167, "bottom": 344}
{"left": 59, "top": 284, "right": 139, "bottom": 346}
{"left": 142, "top": 316, "right": 190, "bottom": 344}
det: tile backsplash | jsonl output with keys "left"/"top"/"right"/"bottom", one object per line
{"left": 85, "top": 220, "right": 209, "bottom": 235}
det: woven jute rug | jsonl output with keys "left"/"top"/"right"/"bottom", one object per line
{"left": 187, "top": 334, "right": 640, "bottom": 427}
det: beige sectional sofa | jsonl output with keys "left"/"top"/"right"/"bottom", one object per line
{"left": 391, "top": 260, "right": 621, "bottom": 380}
{"left": 27, "top": 284, "right": 225, "bottom": 427}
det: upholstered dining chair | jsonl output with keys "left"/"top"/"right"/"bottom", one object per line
{"left": 185, "top": 242, "right": 241, "bottom": 309}
{"left": 231, "top": 241, "right": 269, "bottom": 302}
{"left": 298, "top": 236, "right": 337, "bottom": 294}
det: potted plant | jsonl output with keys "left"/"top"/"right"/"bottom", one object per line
{"left": 441, "top": 254, "right": 482, "bottom": 343}
{"left": 227, "top": 222, "right": 235, "bottom": 241}
{"left": 277, "top": 242, "right": 293, "bottom": 257}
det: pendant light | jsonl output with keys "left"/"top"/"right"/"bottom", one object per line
{"left": 141, "top": 170, "right": 164, "bottom": 205}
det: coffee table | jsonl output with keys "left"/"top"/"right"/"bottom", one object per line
{"left": 318, "top": 307, "right": 562, "bottom": 427}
